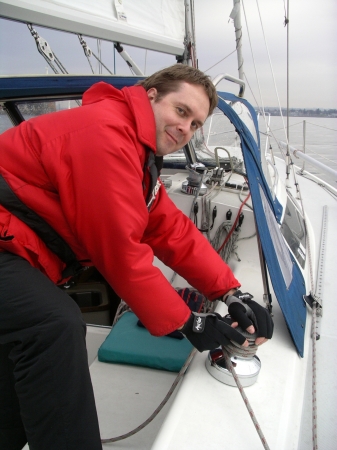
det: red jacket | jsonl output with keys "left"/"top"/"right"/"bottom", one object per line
{"left": 0, "top": 83, "right": 240, "bottom": 336}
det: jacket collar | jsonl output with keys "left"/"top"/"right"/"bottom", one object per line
{"left": 82, "top": 82, "right": 157, "bottom": 154}
{"left": 122, "top": 85, "right": 157, "bottom": 153}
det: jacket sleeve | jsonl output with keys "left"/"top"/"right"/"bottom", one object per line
{"left": 142, "top": 185, "right": 240, "bottom": 299}
{"left": 51, "top": 121, "right": 192, "bottom": 336}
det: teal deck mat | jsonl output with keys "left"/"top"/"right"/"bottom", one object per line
{"left": 98, "top": 312, "right": 193, "bottom": 372}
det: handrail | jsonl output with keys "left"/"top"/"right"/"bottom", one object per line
{"left": 212, "top": 73, "right": 245, "bottom": 97}
{"left": 279, "top": 141, "right": 337, "bottom": 182}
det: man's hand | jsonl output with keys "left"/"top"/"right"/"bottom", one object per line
{"left": 224, "top": 291, "right": 273, "bottom": 345}
{"left": 180, "top": 312, "right": 250, "bottom": 352}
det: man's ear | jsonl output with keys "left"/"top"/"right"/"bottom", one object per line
{"left": 147, "top": 87, "right": 158, "bottom": 102}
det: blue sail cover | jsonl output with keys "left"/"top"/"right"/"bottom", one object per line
{"left": 217, "top": 92, "right": 307, "bottom": 356}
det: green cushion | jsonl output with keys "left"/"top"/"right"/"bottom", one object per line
{"left": 98, "top": 312, "right": 193, "bottom": 372}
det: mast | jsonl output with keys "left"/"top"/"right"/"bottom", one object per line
{"left": 212, "top": 0, "right": 245, "bottom": 97}
{"left": 230, "top": 0, "right": 244, "bottom": 80}
{"left": 183, "top": 0, "right": 197, "bottom": 67}
{"left": 286, "top": 0, "right": 290, "bottom": 179}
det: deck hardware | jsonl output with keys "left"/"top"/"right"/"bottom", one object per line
{"left": 181, "top": 163, "right": 207, "bottom": 195}
{"left": 206, "top": 348, "right": 261, "bottom": 387}
{"left": 206, "top": 325, "right": 260, "bottom": 387}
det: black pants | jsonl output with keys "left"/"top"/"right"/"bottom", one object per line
{"left": 0, "top": 252, "right": 102, "bottom": 450}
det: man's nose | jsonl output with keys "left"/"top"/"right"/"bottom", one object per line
{"left": 177, "top": 120, "right": 193, "bottom": 137}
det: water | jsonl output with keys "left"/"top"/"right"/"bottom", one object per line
{"left": 202, "top": 112, "right": 337, "bottom": 187}
{"left": 259, "top": 116, "right": 337, "bottom": 186}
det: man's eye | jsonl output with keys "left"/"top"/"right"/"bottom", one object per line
{"left": 177, "top": 107, "right": 185, "bottom": 115}
{"left": 191, "top": 121, "right": 198, "bottom": 130}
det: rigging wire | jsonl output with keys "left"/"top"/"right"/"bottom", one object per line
{"left": 241, "top": 2, "right": 286, "bottom": 161}
{"left": 77, "top": 35, "right": 113, "bottom": 75}
{"left": 243, "top": 73, "right": 261, "bottom": 113}
{"left": 144, "top": 49, "right": 147, "bottom": 75}
{"left": 255, "top": 0, "right": 289, "bottom": 144}
{"left": 268, "top": 121, "right": 337, "bottom": 134}
{"left": 204, "top": 49, "right": 237, "bottom": 73}
{"left": 241, "top": 1, "right": 267, "bottom": 124}
{"left": 27, "top": 24, "right": 68, "bottom": 74}
{"left": 97, "top": 39, "right": 102, "bottom": 74}
{"left": 271, "top": 121, "right": 309, "bottom": 132}
{"left": 241, "top": 0, "right": 290, "bottom": 156}
{"left": 304, "top": 122, "right": 337, "bottom": 133}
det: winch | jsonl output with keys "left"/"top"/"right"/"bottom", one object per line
{"left": 181, "top": 163, "right": 207, "bottom": 195}
{"left": 205, "top": 326, "right": 261, "bottom": 387}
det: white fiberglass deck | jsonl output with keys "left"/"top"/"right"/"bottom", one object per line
{"left": 97, "top": 167, "right": 336, "bottom": 450}
{"left": 23, "top": 165, "right": 337, "bottom": 450}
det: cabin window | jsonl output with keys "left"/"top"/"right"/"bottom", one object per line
{"left": 281, "top": 197, "right": 306, "bottom": 269}
{"left": 0, "top": 108, "right": 13, "bottom": 133}
{"left": 194, "top": 108, "right": 242, "bottom": 169}
{"left": 259, "top": 185, "right": 293, "bottom": 288}
{"left": 17, "top": 100, "right": 81, "bottom": 121}
{"left": 163, "top": 148, "right": 187, "bottom": 169}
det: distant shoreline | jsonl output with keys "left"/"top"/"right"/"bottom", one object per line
{"left": 258, "top": 108, "right": 337, "bottom": 119}
{"left": 1, "top": 106, "right": 336, "bottom": 119}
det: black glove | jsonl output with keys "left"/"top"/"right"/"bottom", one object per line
{"left": 224, "top": 291, "right": 273, "bottom": 339}
{"left": 180, "top": 312, "right": 247, "bottom": 352}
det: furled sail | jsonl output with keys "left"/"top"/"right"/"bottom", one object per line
{"left": 0, "top": 0, "right": 185, "bottom": 55}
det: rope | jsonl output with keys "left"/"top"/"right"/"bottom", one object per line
{"left": 212, "top": 221, "right": 241, "bottom": 262}
{"left": 282, "top": 121, "right": 324, "bottom": 450}
{"left": 222, "top": 346, "right": 270, "bottom": 450}
{"left": 101, "top": 348, "right": 197, "bottom": 443}
{"left": 216, "top": 192, "right": 251, "bottom": 255}
{"left": 101, "top": 320, "right": 267, "bottom": 447}
{"left": 213, "top": 325, "right": 270, "bottom": 449}
{"left": 224, "top": 327, "right": 258, "bottom": 359}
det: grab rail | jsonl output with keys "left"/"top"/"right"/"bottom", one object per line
{"left": 212, "top": 73, "right": 245, "bottom": 97}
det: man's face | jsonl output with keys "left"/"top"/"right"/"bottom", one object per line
{"left": 147, "top": 82, "right": 210, "bottom": 156}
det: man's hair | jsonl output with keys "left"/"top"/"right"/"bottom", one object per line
{"left": 137, "top": 64, "right": 218, "bottom": 116}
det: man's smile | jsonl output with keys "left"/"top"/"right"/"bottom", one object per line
{"left": 165, "top": 130, "right": 178, "bottom": 145}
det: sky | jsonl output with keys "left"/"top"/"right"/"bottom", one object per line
{"left": 0, "top": 0, "right": 336, "bottom": 109}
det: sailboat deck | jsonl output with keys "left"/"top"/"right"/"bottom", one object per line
{"left": 92, "top": 165, "right": 336, "bottom": 450}
{"left": 22, "top": 164, "right": 337, "bottom": 450}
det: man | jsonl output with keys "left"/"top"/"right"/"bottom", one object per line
{"left": 0, "top": 64, "right": 273, "bottom": 449}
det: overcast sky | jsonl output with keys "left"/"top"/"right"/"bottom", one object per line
{"left": 0, "top": 0, "right": 336, "bottom": 109}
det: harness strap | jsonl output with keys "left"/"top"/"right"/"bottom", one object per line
{"left": 144, "top": 152, "right": 163, "bottom": 210}
{"left": 0, "top": 174, "right": 83, "bottom": 279}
